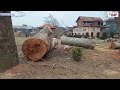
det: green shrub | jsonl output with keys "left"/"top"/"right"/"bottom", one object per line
{"left": 68, "top": 34, "right": 82, "bottom": 38}
{"left": 101, "top": 32, "right": 107, "bottom": 40}
{"left": 68, "top": 34, "right": 73, "bottom": 37}
{"left": 110, "top": 32, "right": 114, "bottom": 38}
{"left": 72, "top": 47, "right": 83, "bottom": 61}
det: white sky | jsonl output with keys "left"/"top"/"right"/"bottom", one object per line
{"left": 11, "top": 11, "right": 106, "bottom": 27}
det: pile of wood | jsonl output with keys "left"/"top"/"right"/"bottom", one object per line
{"left": 22, "top": 26, "right": 58, "bottom": 62}
{"left": 61, "top": 36, "right": 95, "bottom": 49}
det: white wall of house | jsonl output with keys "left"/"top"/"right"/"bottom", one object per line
{"left": 73, "top": 27, "right": 101, "bottom": 37}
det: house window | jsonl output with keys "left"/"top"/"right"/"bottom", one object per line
{"left": 101, "top": 22, "right": 103, "bottom": 25}
{"left": 83, "top": 28, "right": 86, "bottom": 31}
{"left": 98, "top": 22, "right": 101, "bottom": 25}
{"left": 91, "top": 32, "right": 93, "bottom": 37}
{"left": 97, "top": 32, "right": 100, "bottom": 38}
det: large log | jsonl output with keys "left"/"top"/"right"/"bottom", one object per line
{"left": 61, "top": 36, "right": 95, "bottom": 49}
{"left": 110, "top": 42, "right": 120, "bottom": 49}
{"left": 22, "top": 26, "right": 57, "bottom": 61}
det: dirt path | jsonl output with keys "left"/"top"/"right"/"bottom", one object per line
{"left": 1, "top": 38, "right": 120, "bottom": 79}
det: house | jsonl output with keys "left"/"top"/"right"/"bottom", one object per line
{"left": 103, "top": 18, "right": 118, "bottom": 37}
{"left": 73, "top": 16, "right": 103, "bottom": 38}
{"left": 13, "top": 24, "right": 34, "bottom": 37}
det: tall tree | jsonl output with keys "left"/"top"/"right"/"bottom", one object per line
{"left": 44, "top": 13, "right": 60, "bottom": 27}
{"left": 0, "top": 11, "right": 19, "bottom": 72}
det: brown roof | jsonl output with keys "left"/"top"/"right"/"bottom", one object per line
{"left": 76, "top": 16, "right": 103, "bottom": 22}
{"left": 38, "top": 24, "right": 56, "bottom": 29}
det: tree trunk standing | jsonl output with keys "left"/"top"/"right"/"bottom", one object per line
{"left": 115, "top": 11, "right": 120, "bottom": 37}
{"left": 22, "top": 26, "right": 57, "bottom": 62}
{"left": 0, "top": 11, "right": 19, "bottom": 72}
{"left": 61, "top": 36, "right": 95, "bottom": 49}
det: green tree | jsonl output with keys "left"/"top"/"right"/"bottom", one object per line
{"left": 101, "top": 32, "right": 107, "bottom": 40}
{"left": 110, "top": 32, "right": 114, "bottom": 38}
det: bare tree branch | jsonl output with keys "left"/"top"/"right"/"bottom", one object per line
{"left": 44, "top": 13, "right": 60, "bottom": 27}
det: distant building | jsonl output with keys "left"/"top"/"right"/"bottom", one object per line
{"left": 103, "top": 18, "right": 118, "bottom": 37}
{"left": 64, "top": 27, "right": 73, "bottom": 36}
{"left": 73, "top": 16, "right": 103, "bottom": 38}
{"left": 13, "top": 24, "right": 34, "bottom": 37}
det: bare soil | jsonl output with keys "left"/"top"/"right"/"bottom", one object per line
{"left": 1, "top": 37, "right": 120, "bottom": 79}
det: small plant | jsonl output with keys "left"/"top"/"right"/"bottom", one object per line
{"left": 72, "top": 47, "right": 83, "bottom": 61}
{"left": 110, "top": 32, "right": 114, "bottom": 38}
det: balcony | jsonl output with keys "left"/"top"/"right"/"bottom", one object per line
{"left": 82, "top": 21, "right": 103, "bottom": 27}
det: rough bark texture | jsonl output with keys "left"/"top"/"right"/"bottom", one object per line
{"left": 110, "top": 42, "right": 120, "bottom": 49}
{"left": 0, "top": 11, "right": 19, "bottom": 72}
{"left": 115, "top": 11, "right": 120, "bottom": 37}
{"left": 22, "top": 26, "right": 57, "bottom": 61}
{"left": 61, "top": 36, "right": 95, "bottom": 49}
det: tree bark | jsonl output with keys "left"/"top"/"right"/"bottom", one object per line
{"left": 61, "top": 36, "right": 95, "bottom": 49}
{"left": 0, "top": 11, "right": 19, "bottom": 72}
{"left": 22, "top": 26, "right": 57, "bottom": 61}
{"left": 110, "top": 42, "right": 120, "bottom": 49}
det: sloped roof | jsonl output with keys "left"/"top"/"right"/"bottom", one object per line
{"left": 104, "top": 18, "right": 115, "bottom": 22}
{"left": 76, "top": 16, "right": 103, "bottom": 22}
{"left": 38, "top": 24, "right": 56, "bottom": 29}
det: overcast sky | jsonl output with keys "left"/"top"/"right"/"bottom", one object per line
{"left": 11, "top": 11, "right": 106, "bottom": 27}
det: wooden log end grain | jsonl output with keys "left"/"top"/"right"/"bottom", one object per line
{"left": 110, "top": 42, "right": 115, "bottom": 49}
{"left": 22, "top": 38, "right": 48, "bottom": 61}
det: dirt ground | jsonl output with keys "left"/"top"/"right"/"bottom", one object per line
{"left": 1, "top": 37, "right": 120, "bottom": 79}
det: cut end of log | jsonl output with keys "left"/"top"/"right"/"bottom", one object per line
{"left": 22, "top": 38, "right": 48, "bottom": 61}
{"left": 110, "top": 42, "right": 115, "bottom": 49}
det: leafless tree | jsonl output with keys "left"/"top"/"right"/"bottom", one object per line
{"left": 44, "top": 13, "right": 60, "bottom": 27}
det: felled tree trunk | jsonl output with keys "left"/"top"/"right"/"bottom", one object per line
{"left": 0, "top": 11, "right": 19, "bottom": 72}
{"left": 61, "top": 36, "right": 95, "bottom": 49}
{"left": 22, "top": 26, "right": 57, "bottom": 61}
{"left": 110, "top": 42, "right": 120, "bottom": 49}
